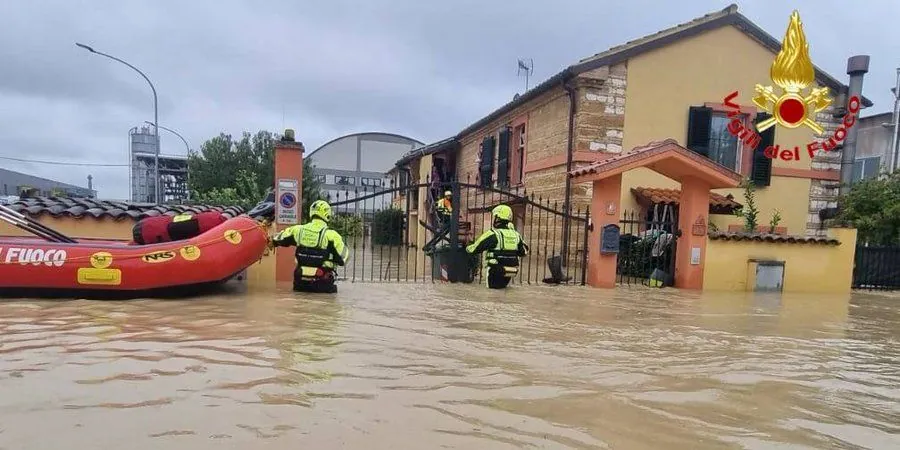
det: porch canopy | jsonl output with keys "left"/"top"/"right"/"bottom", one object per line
{"left": 569, "top": 139, "right": 742, "bottom": 290}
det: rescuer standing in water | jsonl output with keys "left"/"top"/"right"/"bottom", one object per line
{"left": 272, "top": 200, "right": 348, "bottom": 293}
{"left": 466, "top": 204, "right": 529, "bottom": 289}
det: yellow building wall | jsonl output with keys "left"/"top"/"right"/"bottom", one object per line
{"left": 622, "top": 25, "right": 826, "bottom": 235}
{"left": 703, "top": 228, "right": 857, "bottom": 293}
{"left": 0, "top": 215, "right": 275, "bottom": 291}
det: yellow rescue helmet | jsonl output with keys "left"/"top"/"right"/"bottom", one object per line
{"left": 309, "top": 200, "right": 333, "bottom": 222}
{"left": 491, "top": 204, "right": 513, "bottom": 221}
{"left": 444, "top": 190, "right": 452, "bottom": 197}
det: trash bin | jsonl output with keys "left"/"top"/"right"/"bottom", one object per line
{"left": 430, "top": 246, "right": 476, "bottom": 283}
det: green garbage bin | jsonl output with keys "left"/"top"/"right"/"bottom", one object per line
{"left": 430, "top": 246, "right": 476, "bottom": 283}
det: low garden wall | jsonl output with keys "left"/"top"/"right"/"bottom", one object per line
{"left": 703, "top": 227, "right": 857, "bottom": 293}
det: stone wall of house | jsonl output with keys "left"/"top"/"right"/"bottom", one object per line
{"left": 574, "top": 63, "right": 627, "bottom": 156}
{"left": 806, "top": 104, "right": 845, "bottom": 236}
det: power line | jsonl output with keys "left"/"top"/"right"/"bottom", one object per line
{"left": 0, "top": 155, "right": 129, "bottom": 167}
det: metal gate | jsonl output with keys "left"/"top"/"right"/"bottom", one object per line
{"left": 853, "top": 245, "right": 900, "bottom": 290}
{"left": 616, "top": 207, "right": 679, "bottom": 286}
{"left": 327, "top": 177, "right": 589, "bottom": 285}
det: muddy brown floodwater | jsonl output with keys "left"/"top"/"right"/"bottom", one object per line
{"left": 1, "top": 284, "right": 899, "bottom": 449}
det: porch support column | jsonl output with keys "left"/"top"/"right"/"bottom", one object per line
{"left": 274, "top": 132, "right": 305, "bottom": 284}
{"left": 675, "top": 176, "right": 709, "bottom": 290}
{"left": 586, "top": 174, "right": 622, "bottom": 288}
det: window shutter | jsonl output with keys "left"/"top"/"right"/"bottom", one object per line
{"left": 751, "top": 112, "right": 774, "bottom": 187}
{"left": 497, "top": 127, "right": 511, "bottom": 187}
{"left": 686, "top": 106, "right": 712, "bottom": 157}
{"left": 479, "top": 135, "right": 495, "bottom": 187}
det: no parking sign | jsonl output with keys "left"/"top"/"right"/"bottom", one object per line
{"left": 276, "top": 178, "right": 299, "bottom": 225}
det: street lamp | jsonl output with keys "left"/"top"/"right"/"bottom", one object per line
{"left": 76, "top": 42, "right": 160, "bottom": 203}
{"left": 144, "top": 121, "right": 190, "bottom": 154}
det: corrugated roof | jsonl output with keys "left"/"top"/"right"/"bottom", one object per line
{"left": 4, "top": 197, "right": 244, "bottom": 221}
{"left": 631, "top": 187, "right": 742, "bottom": 210}
{"left": 708, "top": 231, "right": 840, "bottom": 245}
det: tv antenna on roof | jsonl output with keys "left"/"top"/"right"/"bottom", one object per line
{"left": 517, "top": 58, "right": 534, "bottom": 92}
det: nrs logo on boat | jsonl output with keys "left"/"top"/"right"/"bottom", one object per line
{"left": 1, "top": 247, "right": 67, "bottom": 267}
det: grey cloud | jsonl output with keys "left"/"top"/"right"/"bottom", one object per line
{"left": 1, "top": 0, "right": 898, "bottom": 200}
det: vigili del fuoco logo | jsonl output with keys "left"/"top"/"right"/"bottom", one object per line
{"left": 721, "top": 10, "right": 860, "bottom": 161}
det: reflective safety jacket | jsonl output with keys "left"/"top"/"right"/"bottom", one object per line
{"left": 436, "top": 197, "right": 452, "bottom": 215}
{"left": 273, "top": 218, "right": 348, "bottom": 280}
{"left": 466, "top": 226, "right": 529, "bottom": 277}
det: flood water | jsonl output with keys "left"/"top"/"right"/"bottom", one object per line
{"left": 1, "top": 284, "right": 898, "bottom": 449}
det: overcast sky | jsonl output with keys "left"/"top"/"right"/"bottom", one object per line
{"left": 1, "top": 0, "right": 898, "bottom": 199}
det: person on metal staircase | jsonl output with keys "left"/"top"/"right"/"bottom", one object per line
{"left": 466, "top": 204, "right": 529, "bottom": 289}
{"left": 435, "top": 190, "right": 453, "bottom": 226}
{"left": 271, "top": 200, "right": 348, "bottom": 293}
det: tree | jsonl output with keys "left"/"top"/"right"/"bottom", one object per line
{"left": 188, "top": 130, "right": 323, "bottom": 213}
{"left": 837, "top": 171, "right": 900, "bottom": 246}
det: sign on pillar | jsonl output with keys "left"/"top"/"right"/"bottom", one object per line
{"left": 276, "top": 179, "right": 299, "bottom": 225}
{"left": 273, "top": 131, "right": 305, "bottom": 284}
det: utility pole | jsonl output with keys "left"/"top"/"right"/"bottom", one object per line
{"left": 889, "top": 69, "right": 900, "bottom": 172}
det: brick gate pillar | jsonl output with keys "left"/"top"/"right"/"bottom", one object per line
{"left": 586, "top": 174, "right": 622, "bottom": 288}
{"left": 273, "top": 130, "right": 304, "bottom": 284}
{"left": 675, "top": 176, "right": 709, "bottom": 290}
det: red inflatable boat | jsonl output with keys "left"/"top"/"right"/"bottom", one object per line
{"left": 0, "top": 215, "right": 269, "bottom": 299}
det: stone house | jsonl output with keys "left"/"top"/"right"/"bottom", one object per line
{"left": 391, "top": 3, "right": 872, "bottom": 239}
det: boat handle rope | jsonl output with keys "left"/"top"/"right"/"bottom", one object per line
{"left": 0, "top": 222, "right": 270, "bottom": 266}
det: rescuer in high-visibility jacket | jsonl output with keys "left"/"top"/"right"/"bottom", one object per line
{"left": 436, "top": 190, "right": 452, "bottom": 224}
{"left": 272, "top": 200, "right": 348, "bottom": 293}
{"left": 466, "top": 204, "right": 529, "bottom": 289}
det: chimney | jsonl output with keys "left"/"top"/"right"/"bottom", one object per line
{"left": 839, "top": 55, "right": 869, "bottom": 199}
{"left": 87, "top": 174, "right": 93, "bottom": 198}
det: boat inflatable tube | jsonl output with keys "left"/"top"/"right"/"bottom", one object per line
{"left": 132, "top": 211, "right": 227, "bottom": 245}
{"left": 0, "top": 215, "right": 268, "bottom": 296}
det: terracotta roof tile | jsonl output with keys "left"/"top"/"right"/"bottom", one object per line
{"left": 569, "top": 139, "right": 743, "bottom": 186}
{"left": 631, "top": 187, "right": 742, "bottom": 210}
{"left": 708, "top": 231, "right": 839, "bottom": 245}
{"left": 7, "top": 197, "right": 244, "bottom": 221}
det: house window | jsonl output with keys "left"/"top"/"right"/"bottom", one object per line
{"left": 853, "top": 156, "right": 881, "bottom": 182}
{"left": 709, "top": 114, "right": 740, "bottom": 171}
{"left": 314, "top": 174, "right": 327, "bottom": 183}
{"left": 335, "top": 176, "right": 355, "bottom": 186}
{"left": 478, "top": 135, "right": 496, "bottom": 188}
{"left": 511, "top": 123, "right": 526, "bottom": 185}
{"left": 687, "top": 106, "right": 774, "bottom": 187}
{"left": 497, "top": 127, "right": 512, "bottom": 188}
{"left": 361, "top": 177, "right": 382, "bottom": 187}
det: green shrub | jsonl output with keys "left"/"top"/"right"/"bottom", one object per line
{"left": 372, "top": 208, "right": 404, "bottom": 246}
{"left": 330, "top": 213, "right": 363, "bottom": 239}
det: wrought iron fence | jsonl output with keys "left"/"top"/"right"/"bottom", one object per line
{"left": 326, "top": 178, "right": 589, "bottom": 285}
{"left": 853, "top": 245, "right": 900, "bottom": 290}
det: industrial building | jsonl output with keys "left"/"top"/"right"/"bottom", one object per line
{"left": 0, "top": 167, "right": 96, "bottom": 200}
{"left": 129, "top": 125, "right": 189, "bottom": 204}
{"left": 306, "top": 132, "right": 424, "bottom": 215}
